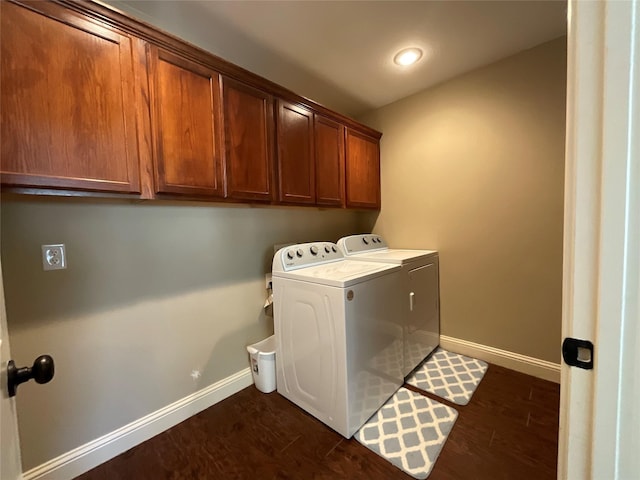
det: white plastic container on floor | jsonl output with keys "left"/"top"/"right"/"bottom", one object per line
{"left": 246, "top": 335, "right": 276, "bottom": 393}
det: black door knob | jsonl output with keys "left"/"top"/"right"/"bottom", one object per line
{"left": 7, "top": 355, "right": 55, "bottom": 397}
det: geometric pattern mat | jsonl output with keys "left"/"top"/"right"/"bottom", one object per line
{"left": 406, "top": 348, "right": 488, "bottom": 406}
{"left": 354, "top": 387, "right": 458, "bottom": 479}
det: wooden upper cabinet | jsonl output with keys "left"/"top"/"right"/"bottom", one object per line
{"left": 147, "top": 46, "right": 224, "bottom": 197}
{"left": 0, "top": 1, "right": 381, "bottom": 207}
{"left": 0, "top": 1, "right": 141, "bottom": 193}
{"left": 276, "top": 100, "right": 315, "bottom": 204}
{"left": 276, "top": 103, "right": 347, "bottom": 207}
{"left": 314, "top": 115, "right": 345, "bottom": 207}
{"left": 222, "top": 77, "right": 274, "bottom": 202}
{"left": 345, "top": 128, "right": 381, "bottom": 209}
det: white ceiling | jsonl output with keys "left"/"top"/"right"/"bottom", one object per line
{"left": 111, "top": 0, "right": 567, "bottom": 117}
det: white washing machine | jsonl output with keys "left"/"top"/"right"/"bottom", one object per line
{"left": 272, "top": 241, "right": 404, "bottom": 438}
{"left": 337, "top": 234, "right": 440, "bottom": 377}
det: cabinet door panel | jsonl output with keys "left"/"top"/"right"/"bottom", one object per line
{"left": 314, "top": 115, "right": 345, "bottom": 206}
{"left": 345, "top": 129, "right": 380, "bottom": 209}
{"left": 0, "top": 1, "right": 140, "bottom": 192}
{"left": 277, "top": 101, "right": 314, "bottom": 204}
{"left": 149, "top": 47, "right": 223, "bottom": 196}
{"left": 222, "top": 77, "right": 274, "bottom": 201}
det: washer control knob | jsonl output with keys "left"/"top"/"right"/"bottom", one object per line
{"left": 332, "top": 245, "right": 337, "bottom": 253}
{"left": 324, "top": 246, "right": 331, "bottom": 253}
{"left": 286, "top": 251, "right": 294, "bottom": 260}
{"left": 310, "top": 245, "right": 319, "bottom": 255}
{"left": 296, "top": 249, "right": 303, "bottom": 258}
{"left": 363, "top": 237, "right": 369, "bottom": 245}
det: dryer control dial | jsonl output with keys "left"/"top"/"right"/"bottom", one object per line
{"left": 286, "top": 251, "right": 295, "bottom": 260}
{"left": 310, "top": 246, "right": 319, "bottom": 255}
{"left": 296, "top": 249, "right": 303, "bottom": 258}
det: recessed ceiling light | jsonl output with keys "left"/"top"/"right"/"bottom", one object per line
{"left": 393, "top": 47, "right": 423, "bottom": 66}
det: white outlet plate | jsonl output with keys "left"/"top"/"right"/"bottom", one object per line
{"left": 42, "top": 244, "right": 67, "bottom": 271}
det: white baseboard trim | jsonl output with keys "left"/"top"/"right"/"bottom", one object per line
{"left": 439, "top": 335, "right": 561, "bottom": 383}
{"left": 23, "top": 368, "right": 253, "bottom": 480}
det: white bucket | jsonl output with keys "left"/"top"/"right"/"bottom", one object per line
{"left": 246, "top": 335, "right": 276, "bottom": 393}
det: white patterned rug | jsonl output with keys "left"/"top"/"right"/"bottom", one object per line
{"left": 355, "top": 387, "right": 458, "bottom": 479}
{"left": 406, "top": 348, "right": 488, "bottom": 405}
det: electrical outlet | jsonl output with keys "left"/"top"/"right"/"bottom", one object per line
{"left": 41, "top": 244, "right": 66, "bottom": 271}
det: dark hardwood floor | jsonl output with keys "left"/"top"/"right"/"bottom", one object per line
{"left": 77, "top": 364, "right": 559, "bottom": 479}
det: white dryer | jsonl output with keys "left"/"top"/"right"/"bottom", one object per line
{"left": 337, "top": 234, "right": 440, "bottom": 377}
{"left": 272, "top": 242, "right": 404, "bottom": 438}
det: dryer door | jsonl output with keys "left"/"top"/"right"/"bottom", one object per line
{"left": 407, "top": 261, "right": 440, "bottom": 374}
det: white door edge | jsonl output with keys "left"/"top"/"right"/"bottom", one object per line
{"left": 559, "top": 1, "right": 640, "bottom": 478}
{"left": 1, "top": 259, "right": 23, "bottom": 479}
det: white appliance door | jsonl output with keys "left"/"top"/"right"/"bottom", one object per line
{"left": 274, "top": 279, "right": 346, "bottom": 433}
{"left": 406, "top": 261, "right": 440, "bottom": 375}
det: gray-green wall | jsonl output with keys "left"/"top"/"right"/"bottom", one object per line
{"left": 1, "top": 197, "right": 369, "bottom": 470}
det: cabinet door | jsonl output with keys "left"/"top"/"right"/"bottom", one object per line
{"left": 345, "top": 129, "right": 381, "bottom": 209}
{"left": 0, "top": 1, "right": 141, "bottom": 193}
{"left": 276, "top": 100, "right": 314, "bottom": 204}
{"left": 222, "top": 77, "right": 274, "bottom": 202}
{"left": 148, "top": 47, "right": 224, "bottom": 197}
{"left": 314, "top": 115, "right": 345, "bottom": 207}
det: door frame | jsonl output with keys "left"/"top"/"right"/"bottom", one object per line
{"left": 1, "top": 258, "right": 23, "bottom": 479}
{"left": 559, "top": 0, "right": 639, "bottom": 478}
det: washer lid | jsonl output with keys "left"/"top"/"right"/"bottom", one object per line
{"left": 273, "top": 259, "right": 400, "bottom": 287}
{"left": 345, "top": 249, "right": 438, "bottom": 265}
